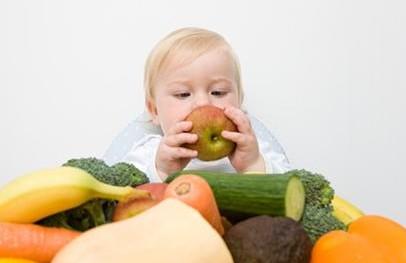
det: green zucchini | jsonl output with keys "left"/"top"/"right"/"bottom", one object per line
{"left": 165, "top": 170, "right": 305, "bottom": 221}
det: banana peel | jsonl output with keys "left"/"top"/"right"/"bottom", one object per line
{"left": 332, "top": 195, "right": 364, "bottom": 225}
{"left": 0, "top": 167, "right": 150, "bottom": 223}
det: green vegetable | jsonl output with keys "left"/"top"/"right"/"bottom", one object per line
{"left": 300, "top": 204, "right": 346, "bottom": 243}
{"left": 38, "top": 157, "right": 148, "bottom": 231}
{"left": 167, "top": 169, "right": 346, "bottom": 243}
{"left": 38, "top": 198, "right": 116, "bottom": 231}
{"left": 63, "top": 157, "right": 148, "bottom": 186}
{"left": 288, "top": 169, "right": 334, "bottom": 207}
{"left": 165, "top": 170, "right": 305, "bottom": 221}
{"left": 289, "top": 169, "right": 346, "bottom": 243}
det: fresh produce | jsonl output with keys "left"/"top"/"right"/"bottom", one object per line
{"left": 311, "top": 215, "right": 406, "bottom": 263}
{"left": 166, "top": 170, "right": 306, "bottom": 221}
{"left": 168, "top": 169, "right": 351, "bottom": 243}
{"left": 299, "top": 204, "right": 346, "bottom": 244}
{"left": 63, "top": 158, "right": 149, "bottom": 186}
{"left": 0, "top": 259, "right": 38, "bottom": 263}
{"left": 331, "top": 195, "right": 364, "bottom": 225}
{"left": 164, "top": 175, "right": 224, "bottom": 235}
{"left": 0, "top": 222, "right": 80, "bottom": 263}
{"left": 39, "top": 158, "right": 149, "bottom": 231}
{"left": 113, "top": 183, "right": 167, "bottom": 221}
{"left": 52, "top": 199, "right": 233, "bottom": 263}
{"left": 0, "top": 167, "right": 148, "bottom": 224}
{"left": 224, "top": 215, "right": 312, "bottom": 263}
{"left": 290, "top": 170, "right": 348, "bottom": 243}
{"left": 348, "top": 215, "right": 406, "bottom": 262}
{"left": 135, "top": 183, "right": 167, "bottom": 200}
{"left": 183, "top": 105, "right": 237, "bottom": 161}
{"left": 290, "top": 170, "right": 334, "bottom": 207}
{"left": 39, "top": 200, "right": 117, "bottom": 231}
{"left": 311, "top": 230, "right": 390, "bottom": 263}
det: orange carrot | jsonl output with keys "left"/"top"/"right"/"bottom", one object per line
{"left": 0, "top": 259, "right": 38, "bottom": 263}
{"left": 0, "top": 222, "right": 80, "bottom": 263}
{"left": 164, "top": 174, "right": 224, "bottom": 235}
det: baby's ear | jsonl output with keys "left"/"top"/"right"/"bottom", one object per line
{"left": 146, "top": 99, "right": 159, "bottom": 125}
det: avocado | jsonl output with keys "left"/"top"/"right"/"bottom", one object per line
{"left": 224, "top": 215, "right": 312, "bottom": 263}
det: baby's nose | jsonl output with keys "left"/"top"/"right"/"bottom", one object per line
{"left": 194, "top": 94, "right": 211, "bottom": 107}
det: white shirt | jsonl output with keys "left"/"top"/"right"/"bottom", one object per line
{"left": 103, "top": 112, "right": 291, "bottom": 182}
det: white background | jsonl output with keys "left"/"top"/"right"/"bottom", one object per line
{"left": 1, "top": 1, "right": 405, "bottom": 224}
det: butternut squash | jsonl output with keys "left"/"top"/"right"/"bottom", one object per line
{"left": 52, "top": 198, "right": 233, "bottom": 263}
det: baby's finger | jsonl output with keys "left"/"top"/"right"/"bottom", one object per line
{"left": 221, "top": 130, "right": 245, "bottom": 145}
{"left": 165, "top": 133, "right": 198, "bottom": 147}
{"left": 169, "top": 146, "right": 198, "bottom": 159}
{"left": 224, "top": 107, "right": 251, "bottom": 134}
{"left": 167, "top": 121, "right": 193, "bottom": 135}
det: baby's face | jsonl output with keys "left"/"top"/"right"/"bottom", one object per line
{"left": 148, "top": 47, "right": 240, "bottom": 134}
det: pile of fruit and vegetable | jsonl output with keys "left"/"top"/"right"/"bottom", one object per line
{"left": 1, "top": 157, "right": 405, "bottom": 263}
{"left": 0, "top": 105, "right": 404, "bottom": 263}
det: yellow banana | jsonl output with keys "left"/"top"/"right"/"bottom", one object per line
{"left": 332, "top": 195, "right": 364, "bottom": 225}
{"left": 0, "top": 166, "right": 149, "bottom": 223}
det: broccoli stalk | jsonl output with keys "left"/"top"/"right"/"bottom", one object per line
{"left": 286, "top": 170, "right": 346, "bottom": 243}
{"left": 39, "top": 199, "right": 110, "bottom": 231}
{"left": 37, "top": 212, "right": 73, "bottom": 230}
{"left": 38, "top": 157, "right": 149, "bottom": 231}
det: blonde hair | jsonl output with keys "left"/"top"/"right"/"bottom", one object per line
{"left": 144, "top": 27, "right": 244, "bottom": 105}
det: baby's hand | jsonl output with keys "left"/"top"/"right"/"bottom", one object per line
{"left": 155, "top": 121, "right": 198, "bottom": 180}
{"left": 221, "top": 107, "right": 265, "bottom": 173}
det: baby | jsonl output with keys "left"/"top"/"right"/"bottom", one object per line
{"left": 106, "top": 27, "right": 290, "bottom": 182}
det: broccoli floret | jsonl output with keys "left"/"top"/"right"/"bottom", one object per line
{"left": 300, "top": 204, "right": 346, "bottom": 243}
{"left": 37, "top": 212, "right": 73, "bottom": 230}
{"left": 110, "top": 162, "right": 149, "bottom": 186}
{"left": 39, "top": 199, "right": 112, "bottom": 231}
{"left": 287, "top": 169, "right": 346, "bottom": 243}
{"left": 63, "top": 157, "right": 110, "bottom": 183}
{"left": 62, "top": 157, "right": 148, "bottom": 186}
{"left": 38, "top": 157, "right": 149, "bottom": 231}
{"left": 287, "top": 169, "right": 335, "bottom": 207}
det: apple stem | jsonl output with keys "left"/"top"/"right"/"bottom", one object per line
{"left": 175, "top": 182, "right": 191, "bottom": 195}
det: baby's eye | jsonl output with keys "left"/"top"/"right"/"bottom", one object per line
{"left": 211, "top": 90, "right": 227, "bottom": 97}
{"left": 174, "top": 92, "right": 190, "bottom": 99}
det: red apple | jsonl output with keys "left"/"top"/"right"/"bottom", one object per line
{"left": 184, "top": 105, "right": 237, "bottom": 161}
{"left": 112, "top": 183, "right": 167, "bottom": 221}
{"left": 136, "top": 183, "right": 167, "bottom": 201}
